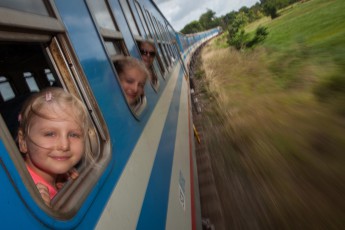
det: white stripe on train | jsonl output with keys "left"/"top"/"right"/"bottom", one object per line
{"left": 96, "top": 65, "right": 181, "bottom": 230}
{"left": 166, "top": 71, "right": 193, "bottom": 230}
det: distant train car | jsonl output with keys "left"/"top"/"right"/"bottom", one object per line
{"left": 0, "top": 0, "right": 220, "bottom": 229}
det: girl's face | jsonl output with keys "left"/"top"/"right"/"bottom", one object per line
{"left": 119, "top": 67, "right": 146, "bottom": 106}
{"left": 140, "top": 43, "right": 155, "bottom": 68}
{"left": 19, "top": 104, "right": 85, "bottom": 184}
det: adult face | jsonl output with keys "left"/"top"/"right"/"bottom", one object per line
{"left": 19, "top": 104, "right": 85, "bottom": 184}
{"left": 140, "top": 42, "right": 156, "bottom": 68}
{"left": 119, "top": 67, "right": 147, "bottom": 106}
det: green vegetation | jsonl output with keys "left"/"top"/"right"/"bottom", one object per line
{"left": 180, "top": 0, "right": 301, "bottom": 34}
{"left": 194, "top": 0, "right": 345, "bottom": 228}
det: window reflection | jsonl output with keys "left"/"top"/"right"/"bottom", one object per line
{"left": 87, "top": 0, "right": 117, "bottom": 31}
{"left": 0, "top": 76, "right": 15, "bottom": 101}
{"left": 135, "top": 1, "right": 150, "bottom": 38}
{"left": 120, "top": 0, "right": 140, "bottom": 36}
{"left": 23, "top": 72, "right": 39, "bottom": 92}
{"left": 0, "top": 0, "right": 49, "bottom": 16}
{"left": 45, "top": 69, "right": 56, "bottom": 86}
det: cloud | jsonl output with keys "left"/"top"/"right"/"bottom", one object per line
{"left": 154, "top": 0, "right": 259, "bottom": 31}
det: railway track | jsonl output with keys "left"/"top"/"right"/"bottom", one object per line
{"left": 190, "top": 48, "right": 226, "bottom": 230}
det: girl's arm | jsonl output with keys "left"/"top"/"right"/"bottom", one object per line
{"left": 36, "top": 183, "right": 51, "bottom": 207}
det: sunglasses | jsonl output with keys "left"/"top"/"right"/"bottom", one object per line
{"left": 140, "top": 49, "right": 155, "bottom": 57}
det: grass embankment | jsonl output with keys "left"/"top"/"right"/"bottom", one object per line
{"left": 196, "top": 0, "right": 345, "bottom": 228}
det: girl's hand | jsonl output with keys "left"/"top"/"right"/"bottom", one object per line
{"left": 66, "top": 167, "right": 79, "bottom": 180}
{"left": 36, "top": 183, "right": 51, "bottom": 207}
{"left": 56, "top": 168, "right": 79, "bottom": 190}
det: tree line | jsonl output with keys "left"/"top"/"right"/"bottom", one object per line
{"left": 180, "top": 0, "right": 304, "bottom": 34}
{"left": 180, "top": 0, "right": 306, "bottom": 50}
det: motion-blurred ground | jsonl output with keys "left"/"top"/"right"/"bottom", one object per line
{"left": 192, "top": 43, "right": 345, "bottom": 230}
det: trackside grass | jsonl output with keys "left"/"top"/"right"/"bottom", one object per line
{"left": 194, "top": 0, "right": 345, "bottom": 228}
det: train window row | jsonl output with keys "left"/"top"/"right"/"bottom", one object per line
{"left": 0, "top": 0, "right": 181, "bottom": 219}
{"left": 93, "top": 0, "right": 179, "bottom": 104}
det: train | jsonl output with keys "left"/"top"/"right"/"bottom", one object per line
{"left": 0, "top": 0, "right": 220, "bottom": 229}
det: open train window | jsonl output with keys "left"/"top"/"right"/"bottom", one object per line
{"left": 0, "top": 3, "right": 110, "bottom": 220}
{"left": 87, "top": 0, "right": 148, "bottom": 117}
{"left": 0, "top": 41, "right": 110, "bottom": 217}
{"left": 137, "top": 40, "right": 160, "bottom": 91}
{"left": 119, "top": 0, "right": 161, "bottom": 91}
{"left": 144, "top": 10, "right": 167, "bottom": 77}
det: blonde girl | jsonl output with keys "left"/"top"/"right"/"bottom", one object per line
{"left": 114, "top": 56, "right": 149, "bottom": 111}
{"left": 17, "top": 87, "right": 91, "bottom": 207}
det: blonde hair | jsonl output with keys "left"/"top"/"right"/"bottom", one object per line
{"left": 139, "top": 40, "right": 156, "bottom": 52}
{"left": 18, "top": 87, "right": 93, "bottom": 163}
{"left": 114, "top": 56, "right": 149, "bottom": 80}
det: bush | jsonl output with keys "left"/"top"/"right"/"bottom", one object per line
{"left": 228, "top": 29, "right": 250, "bottom": 50}
{"left": 263, "top": 2, "right": 279, "bottom": 19}
{"left": 227, "top": 12, "right": 249, "bottom": 50}
{"left": 246, "top": 26, "right": 269, "bottom": 48}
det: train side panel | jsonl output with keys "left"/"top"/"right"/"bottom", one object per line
{"left": 0, "top": 0, "right": 220, "bottom": 229}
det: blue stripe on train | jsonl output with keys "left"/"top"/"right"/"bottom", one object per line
{"left": 137, "top": 68, "right": 184, "bottom": 230}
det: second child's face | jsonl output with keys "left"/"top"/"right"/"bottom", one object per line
{"left": 140, "top": 43, "right": 155, "bottom": 68}
{"left": 20, "top": 105, "right": 84, "bottom": 183}
{"left": 120, "top": 67, "right": 146, "bottom": 106}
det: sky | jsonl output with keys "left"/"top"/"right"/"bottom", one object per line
{"left": 154, "top": 0, "right": 259, "bottom": 31}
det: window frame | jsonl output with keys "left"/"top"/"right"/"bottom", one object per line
{"left": 86, "top": 0, "right": 151, "bottom": 118}
{"left": 119, "top": 0, "right": 141, "bottom": 39}
{"left": 0, "top": 3, "right": 110, "bottom": 219}
{"left": 143, "top": 9, "right": 167, "bottom": 77}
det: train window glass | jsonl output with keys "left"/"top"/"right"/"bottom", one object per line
{"left": 152, "top": 17, "right": 171, "bottom": 67}
{"left": 119, "top": 0, "right": 140, "bottom": 37}
{"left": 0, "top": 0, "right": 49, "bottom": 16}
{"left": 169, "top": 44, "right": 177, "bottom": 63}
{"left": 46, "top": 37, "right": 110, "bottom": 215}
{"left": 166, "top": 44, "right": 173, "bottom": 64}
{"left": 0, "top": 76, "right": 15, "bottom": 101}
{"left": 160, "top": 24, "right": 175, "bottom": 59}
{"left": 45, "top": 69, "right": 56, "bottom": 86}
{"left": 160, "top": 23, "right": 169, "bottom": 42}
{"left": 23, "top": 72, "right": 39, "bottom": 92}
{"left": 105, "top": 41, "right": 123, "bottom": 57}
{"left": 87, "top": 0, "right": 117, "bottom": 31}
{"left": 161, "top": 43, "right": 170, "bottom": 67}
{"left": 144, "top": 10, "right": 155, "bottom": 37}
{"left": 152, "top": 17, "right": 163, "bottom": 41}
{"left": 86, "top": 0, "right": 128, "bottom": 58}
{"left": 134, "top": 1, "right": 150, "bottom": 38}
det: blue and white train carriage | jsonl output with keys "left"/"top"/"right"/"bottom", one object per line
{"left": 0, "top": 0, "right": 220, "bottom": 229}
